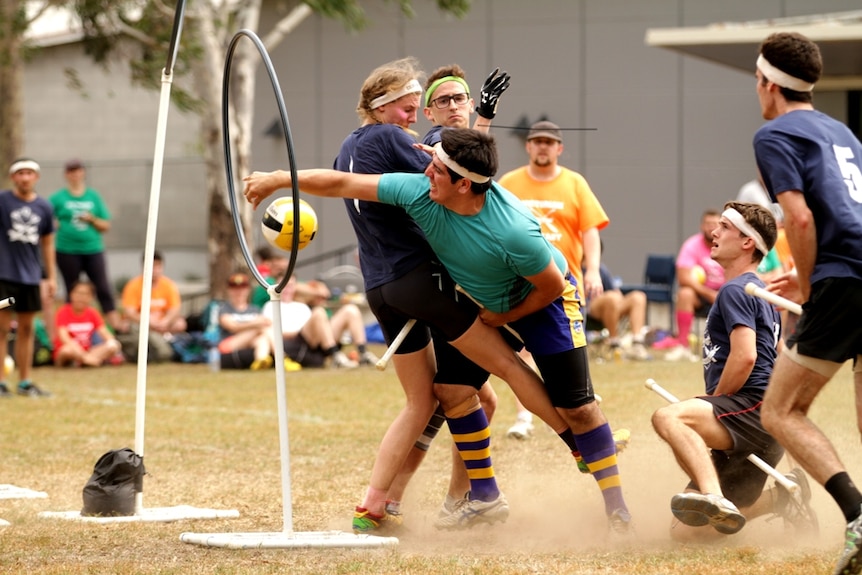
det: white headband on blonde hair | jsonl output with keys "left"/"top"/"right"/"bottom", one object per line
{"left": 756, "top": 54, "right": 814, "bottom": 92}
{"left": 369, "top": 79, "right": 422, "bottom": 109}
{"left": 722, "top": 208, "right": 769, "bottom": 256}
{"left": 434, "top": 143, "right": 491, "bottom": 184}
{"left": 9, "top": 160, "right": 40, "bottom": 175}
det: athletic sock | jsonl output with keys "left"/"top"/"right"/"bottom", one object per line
{"left": 415, "top": 406, "right": 446, "bottom": 451}
{"left": 357, "top": 344, "right": 367, "bottom": 354}
{"left": 676, "top": 311, "right": 694, "bottom": 344}
{"left": 575, "top": 423, "right": 628, "bottom": 516}
{"left": 324, "top": 345, "right": 339, "bottom": 357}
{"left": 825, "top": 472, "right": 862, "bottom": 522}
{"left": 557, "top": 427, "right": 579, "bottom": 452}
{"left": 447, "top": 408, "right": 499, "bottom": 502}
{"left": 18, "top": 380, "right": 32, "bottom": 390}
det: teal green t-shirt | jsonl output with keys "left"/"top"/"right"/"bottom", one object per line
{"left": 756, "top": 248, "right": 782, "bottom": 275}
{"left": 49, "top": 187, "right": 111, "bottom": 254}
{"left": 377, "top": 172, "right": 567, "bottom": 313}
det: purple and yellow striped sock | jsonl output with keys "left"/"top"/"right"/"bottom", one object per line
{"left": 575, "top": 423, "right": 628, "bottom": 515}
{"left": 447, "top": 408, "right": 499, "bottom": 502}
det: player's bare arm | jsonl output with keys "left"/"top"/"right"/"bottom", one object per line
{"left": 712, "top": 326, "right": 756, "bottom": 396}
{"left": 243, "top": 169, "right": 381, "bottom": 208}
{"left": 479, "top": 260, "right": 566, "bottom": 327}
{"left": 776, "top": 190, "right": 817, "bottom": 301}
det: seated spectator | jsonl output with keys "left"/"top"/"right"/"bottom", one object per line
{"left": 654, "top": 209, "right": 725, "bottom": 361}
{"left": 253, "top": 257, "right": 378, "bottom": 366}
{"left": 54, "top": 280, "right": 123, "bottom": 367}
{"left": 117, "top": 250, "right": 187, "bottom": 362}
{"left": 216, "top": 273, "right": 276, "bottom": 370}
{"left": 261, "top": 275, "right": 361, "bottom": 369}
{"left": 585, "top": 262, "right": 650, "bottom": 360}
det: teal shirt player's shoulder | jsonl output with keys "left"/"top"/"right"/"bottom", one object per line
{"left": 49, "top": 187, "right": 111, "bottom": 255}
{"left": 377, "top": 173, "right": 562, "bottom": 313}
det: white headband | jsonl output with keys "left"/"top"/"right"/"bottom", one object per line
{"left": 369, "top": 79, "right": 422, "bottom": 109}
{"left": 722, "top": 208, "right": 769, "bottom": 256}
{"left": 756, "top": 54, "right": 814, "bottom": 92}
{"left": 433, "top": 143, "right": 491, "bottom": 184}
{"left": 9, "top": 160, "right": 40, "bottom": 175}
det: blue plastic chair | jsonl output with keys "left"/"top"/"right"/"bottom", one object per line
{"left": 621, "top": 254, "right": 676, "bottom": 330}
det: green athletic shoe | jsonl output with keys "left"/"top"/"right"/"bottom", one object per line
{"left": 352, "top": 507, "right": 401, "bottom": 534}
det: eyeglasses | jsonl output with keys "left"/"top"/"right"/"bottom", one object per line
{"left": 430, "top": 93, "right": 470, "bottom": 109}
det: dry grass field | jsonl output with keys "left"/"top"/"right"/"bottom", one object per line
{"left": 0, "top": 350, "right": 856, "bottom": 574}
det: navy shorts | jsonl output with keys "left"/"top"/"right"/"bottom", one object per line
{"left": 685, "top": 389, "right": 784, "bottom": 508}
{"left": 788, "top": 277, "right": 862, "bottom": 363}
{"left": 0, "top": 280, "right": 42, "bottom": 313}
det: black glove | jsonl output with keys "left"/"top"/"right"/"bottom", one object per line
{"left": 476, "top": 68, "right": 511, "bottom": 120}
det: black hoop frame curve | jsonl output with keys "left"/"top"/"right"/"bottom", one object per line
{"left": 222, "top": 29, "right": 299, "bottom": 293}
{"left": 164, "top": 0, "right": 187, "bottom": 74}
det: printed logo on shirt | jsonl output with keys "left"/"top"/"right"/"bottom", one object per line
{"left": 521, "top": 199, "right": 565, "bottom": 242}
{"left": 7, "top": 206, "right": 42, "bottom": 245}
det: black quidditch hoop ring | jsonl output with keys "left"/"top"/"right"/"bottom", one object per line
{"left": 222, "top": 29, "right": 298, "bottom": 292}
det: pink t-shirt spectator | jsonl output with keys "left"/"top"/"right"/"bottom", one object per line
{"left": 676, "top": 233, "right": 725, "bottom": 290}
{"left": 54, "top": 304, "right": 104, "bottom": 357}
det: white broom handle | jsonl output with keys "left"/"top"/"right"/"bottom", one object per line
{"left": 375, "top": 319, "right": 416, "bottom": 371}
{"left": 744, "top": 282, "right": 803, "bottom": 315}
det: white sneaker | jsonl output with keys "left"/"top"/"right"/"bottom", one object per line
{"left": 437, "top": 493, "right": 467, "bottom": 519}
{"left": 506, "top": 417, "right": 534, "bottom": 440}
{"left": 671, "top": 492, "right": 745, "bottom": 534}
{"left": 434, "top": 492, "right": 509, "bottom": 530}
{"left": 625, "top": 342, "right": 651, "bottom": 361}
{"left": 664, "top": 345, "right": 698, "bottom": 362}
{"left": 607, "top": 508, "right": 636, "bottom": 543}
{"left": 331, "top": 351, "right": 358, "bottom": 369}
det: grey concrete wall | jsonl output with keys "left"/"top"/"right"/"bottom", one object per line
{"left": 21, "top": 0, "right": 862, "bottom": 299}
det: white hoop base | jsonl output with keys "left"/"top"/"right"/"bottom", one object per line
{"left": 180, "top": 530, "right": 398, "bottom": 549}
{"left": 0, "top": 484, "right": 48, "bottom": 499}
{"left": 38, "top": 505, "right": 239, "bottom": 523}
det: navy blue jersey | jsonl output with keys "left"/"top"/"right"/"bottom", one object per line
{"left": 332, "top": 124, "right": 435, "bottom": 290}
{"left": 0, "top": 190, "right": 54, "bottom": 285}
{"left": 422, "top": 125, "right": 444, "bottom": 146}
{"left": 703, "top": 273, "right": 780, "bottom": 395}
{"left": 754, "top": 110, "right": 862, "bottom": 284}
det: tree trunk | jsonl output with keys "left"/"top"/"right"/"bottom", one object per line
{"left": 0, "top": 0, "right": 24, "bottom": 184}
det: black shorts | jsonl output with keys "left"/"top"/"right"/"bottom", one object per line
{"left": 432, "top": 324, "right": 523, "bottom": 388}
{"left": 0, "top": 280, "right": 42, "bottom": 313}
{"left": 533, "top": 347, "right": 594, "bottom": 409}
{"left": 283, "top": 335, "right": 326, "bottom": 368}
{"left": 685, "top": 389, "right": 784, "bottom": 508}
{"left": 788, "top": 277, "right": 862, "bottom": 363}
{"left": 365, "top": 260, "right": 479, "bottom": 354}
{"left": 367, "top": 260, "right": 521, "bottom": 388}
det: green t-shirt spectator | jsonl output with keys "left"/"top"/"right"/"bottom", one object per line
{"left": 49, "top": 187, "right": 111, "bottom": 254}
